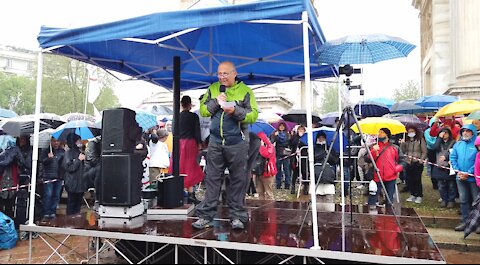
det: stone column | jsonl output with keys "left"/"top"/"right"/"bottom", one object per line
{"left": 449, "top": 0, "right": 480, "bottom": 98}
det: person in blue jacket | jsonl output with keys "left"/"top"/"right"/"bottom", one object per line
{"left": 425, "top": 118, "right": 438, "bottom": 190}
{"left": 450, "top": 124, "right": 479, "bottom": 231}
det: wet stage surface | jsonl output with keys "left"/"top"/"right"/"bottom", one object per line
{"left": 32, "top": 200, "right": 444, "bottom": 262}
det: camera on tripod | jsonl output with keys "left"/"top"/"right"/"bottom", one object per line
{"left": 339, "top": 64, "right": 362, "bottom": 77}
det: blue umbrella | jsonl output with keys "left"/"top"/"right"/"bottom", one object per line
{"left": 316, "top": 34, "right": 416, "bottom": 65}
{"left": 367, "top": 97, "right": 396, "bottom": 109}
{"left": 300, "top": 127, "right": 347, "bottom": 153}
{"left": 414, "top": 95, "right": 459, "bottom": 109}
{"left": 134, "top": 110, "right": 158, "bottom": 132}
{"left": 390, "top": 99, "right": 432, "bottom": 115}
{"left": 354, "top": 101, "right": 390, "bottom": 118}
{"left": 52, "top": 120, "right": 101, "bottom": 140}
{"left": 248, "top": 119, "right": 275, "bottom": 136}
{"left": 0, "top": 108, "right": 17, "bottom": 119}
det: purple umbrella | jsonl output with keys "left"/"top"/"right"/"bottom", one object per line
{"left": 383, "top": 114, "right": 428, "bottom": 131}
{"left": 320, "top": 111, "right": 356, "bottom": 127}
{"left": 271, "top": 120, "right": 296, "bottom": 132}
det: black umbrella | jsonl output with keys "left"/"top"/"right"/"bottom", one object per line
{"left": 281, "top": 109, "right": 321, "bottom": 125}
{"left": 23, "top": 113, "right": 67, "bottom": 129}
{"left": 354, "top": 101, "right": 390, "bottom": 118}
{"left": 464, "top": 194, "right": 480, "bottom": 238}
{"left": 0, "top": 117, "right": 52, "bottom": 137}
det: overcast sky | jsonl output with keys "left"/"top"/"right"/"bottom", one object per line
{"left": 0, "top": 0, "right": 420, "bottom": 108}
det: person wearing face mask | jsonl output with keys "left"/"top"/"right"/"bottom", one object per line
{"left": 313, "top": 132, "right": 339, "bottom": 203}
{"left": 400, "top": 127, "right": 427, "bottom": 204}
{"left": 450, "top": 124, "right": 479, "bottom": 231}
{"left": 63, "top": 133, "right": 86, "bottom": 215}
{"left": 290, "top": 126, "right": 306, "bottom": 194}
{"left": 368, "top": 128, "right": 404, "bottom": 210}
{"left": 432, "top": 128, "right": 456, "bottom": 208}
{"left": 271, "top": 122, "right": 292, "bottom": 190}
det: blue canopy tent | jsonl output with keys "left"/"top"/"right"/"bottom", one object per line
{"left": 38, "top": 0, "right": 335, "bottom": 90}
{"left": 30, "top": 0, "right": 336, "bottom": 248}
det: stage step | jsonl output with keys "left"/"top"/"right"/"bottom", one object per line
{"left": 427, "top": 227, "right": 480, "bottom": 252}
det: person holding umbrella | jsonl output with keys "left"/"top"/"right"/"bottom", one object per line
{"left": 400, "top": 126, "right": 427, "bottom": 204}
{"left": 368, "top": 128, "right": 404, "bottom": 210}
{"left": 62, "top": 133, "right": 86, "bottom": 215}
{"left": 40, "top": 137, "right": 65, "bottom": 220}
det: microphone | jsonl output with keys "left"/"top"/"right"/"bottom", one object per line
{"left": 218, "top": 85, "right": 226, "bottom": 107}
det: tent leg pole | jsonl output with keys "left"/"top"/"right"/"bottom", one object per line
{"left": 172, "top": 56, "right": 181, "bottom": 179}
{"left": 302, "top": 11, "right": 320, "bottom": 250}
{"left": 28, "top": 51, "right": 44, "bottom": 226}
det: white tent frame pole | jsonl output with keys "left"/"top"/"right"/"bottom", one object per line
{"left": 28, "top": 51, "right": 44, "bottom": 226}
{"left": 84, "top": 73, "right": 90, "bottom": 114}
{"left": 338, "top": 75, "right": 345, "bottom": 206}
{"left": 302, "top": 11, "right": 320, "bottom": 250}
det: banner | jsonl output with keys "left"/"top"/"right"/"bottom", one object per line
{"left": 87, "top": 66, "right": 101, "bottom": 104}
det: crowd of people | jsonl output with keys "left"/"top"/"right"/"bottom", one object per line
{"left": 2, "top": 61, "right": 480, "bottom": 235}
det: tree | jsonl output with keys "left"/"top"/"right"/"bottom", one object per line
{"left": 39, "top": 54, "right": 120, "bottom": 115}
{"left": 319, "top": 83, "right": 339, "bottom": 114}
{"left": 392, "top": 80, "right": 420, "bottom": 102}
{"left": 0, "top": 72, "right": 36, "bottom": 115}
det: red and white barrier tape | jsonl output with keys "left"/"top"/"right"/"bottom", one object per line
{"left": 404, "top": 154, "right": 478, "bottom": 178}
{"left": 0, "top": 179, "right": 60, "bottom": 193}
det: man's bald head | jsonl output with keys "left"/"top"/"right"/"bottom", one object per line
{"left": 217, "top": 61, "right": 237, "bottom": 87}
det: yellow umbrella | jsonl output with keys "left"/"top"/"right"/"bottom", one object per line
{"left": 351, "top": 117, "right": 407, "bottom": 135}
{"left": 434, "top": 100, "right": 480, "bottom": 118}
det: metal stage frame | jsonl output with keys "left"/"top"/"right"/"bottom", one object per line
{"left": 20, "top": 200, "right": 445, "bottom": 264}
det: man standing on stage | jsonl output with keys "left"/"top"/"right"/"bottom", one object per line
{"left": 192, "top": 61, "right": 258, "bottom": 230}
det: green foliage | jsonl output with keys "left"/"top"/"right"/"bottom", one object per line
{"left": 95, "top": 86, "right": 120, "bottom": 111}
{"left": 0, "top": 72, "right": 36, "bottom": 115}
{"left": 392, "top": 80, "right": 420, "bottom": 102}
{"left": 1, "top": 54, "right": 122, "bottom": 116}
{"left": 319, "top": 83, "right": 339, "bottom": 114}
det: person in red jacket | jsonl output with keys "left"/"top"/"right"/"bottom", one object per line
{"left": 255, "top": 132, "right": 277, "bottom": 200}
{"left": 430, "top": 116, "right": 461, "bottom": 140}
{"left": 367, "top": 128, "right": 404, "bottom": 210}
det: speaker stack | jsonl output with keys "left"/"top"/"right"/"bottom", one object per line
{"left": 99, "top": 108, "right": 142, "bottom": 207}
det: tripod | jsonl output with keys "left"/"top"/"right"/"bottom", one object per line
{"left": 297, "top": 106, "right": 409, "bottom": 252}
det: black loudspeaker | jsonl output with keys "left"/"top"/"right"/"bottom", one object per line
{"left": 100, "top": 153, "right": 142, "bottom": 206}
{"left": 102, "top": 108, "right": 140, "bottom": 153}
{"left": 157, "top": 176, "right": 184, "bottom": 208}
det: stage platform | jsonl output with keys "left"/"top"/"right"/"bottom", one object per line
{"left": 20, "top": 200, "right": 445, "bottom": 264}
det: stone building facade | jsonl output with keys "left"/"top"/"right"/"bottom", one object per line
{"left": 413, "top": 0, "right": 480, "bottom": 99}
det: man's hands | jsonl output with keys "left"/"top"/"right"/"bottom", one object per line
{"left": 223, "top": 106, "right": 235, "bottom": 115}
{"left": 78, "top": 153, "right": 85, "bottom": 161}
{"left": 217, "top": 93, "right": 227, "bottom": 103}
{"left": 48, "top": 152, "right": 54, "bottom": 159}
{"left": 458, "top": 172, "right": 469, "bottom": 181}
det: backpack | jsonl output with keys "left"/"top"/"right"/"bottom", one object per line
{"left": 0, "top": 212, "right": 17, "bottom": 250}
{"left": 252, "top": 155, "right": 266, "bottom": 176}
